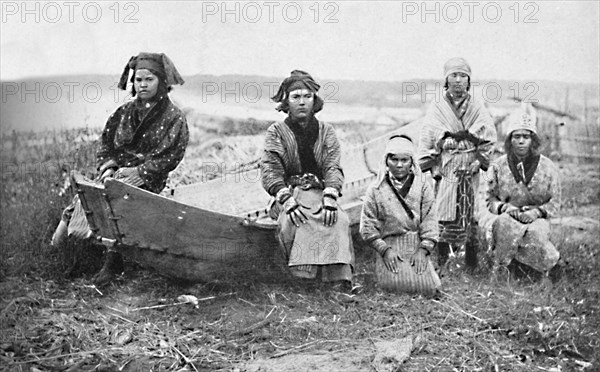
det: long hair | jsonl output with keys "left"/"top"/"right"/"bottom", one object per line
{"left": 504, "top": 130, "right": 542, "bottom": 156}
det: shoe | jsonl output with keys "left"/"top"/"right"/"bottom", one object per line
{"left": 93, "top": 251, "right": 124, "bottom": 286}
{"left": 51, "top": 220, "right": 69, "bottom": 248}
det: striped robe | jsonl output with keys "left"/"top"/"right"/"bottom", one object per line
{"left": 261, "top": 120, "right": 344, "bottom": 196}
{"left": 260, "top": 119, "right": 352, "bottom": 281}
{"left": 418, "top": 93, "right": 496, "bottom": 224}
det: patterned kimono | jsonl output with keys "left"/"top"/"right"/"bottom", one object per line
{"left": 486, "top": 155, "right": 560, "bottom": 272}
{"left": 63, "top": 94, "right": 189, "bottom": 238}
{"left": 418, "top": 92, "right": 496, "bottom": 247}
{"left": 97, "top": 95, "right": 189, "bottom": 194}
{"left": 261, "top": 119, "right": 353, "bottom": 282}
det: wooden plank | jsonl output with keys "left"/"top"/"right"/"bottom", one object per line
{"left": 172, "top": 169, "right": 271, "bottom": 214}
{"left": 71, "top": 173, "right": 116, "bottom": 240}
{"left": 103, "top": 179, "right": 280, "bottom": 265}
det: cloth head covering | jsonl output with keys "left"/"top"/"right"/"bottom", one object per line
{"left": 506, "top": 111, "right": 537, "bottom": 135}
{"left": 118, "top": 52, "right": 185, "bottom": 90}
{"left": 272, "top": 70, "right": 321, "bottom": 103}
{"left": 444, "top": 57, "right": 471, "bottom": 78}
{"left": 376, "top": 135, "right": 419, "bottom": 186}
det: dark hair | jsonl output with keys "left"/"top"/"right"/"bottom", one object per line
{"left": 389, "top": 134, "right": 413, "bottom": 142}
{"left": 277, "top": 93, "right": 324, "bottom": 114}
{"left": 444, "top": 76, "right": 471, "bottom": 91}
{"left": 504, "top": 130, "right": 541, "bottom": 156}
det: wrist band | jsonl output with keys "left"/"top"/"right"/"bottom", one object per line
{"left": 276, "top": 188, "right": 292, "bottom": 204}
{"left": 323, "top": 187, "right": 339, "bottom": 200}
{"left": 497, "top": 202, "right": 505, "bottom": 214}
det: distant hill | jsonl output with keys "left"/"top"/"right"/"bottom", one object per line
{"left": 1, "top": 74, "right": 597, "bottom": 133}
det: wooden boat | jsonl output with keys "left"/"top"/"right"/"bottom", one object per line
{"left": 72, "top": 123, "right": 420, "bottom": 282}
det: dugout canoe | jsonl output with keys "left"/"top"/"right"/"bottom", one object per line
{"left": 72, "top": 123, "right": 420, "bottom": 282}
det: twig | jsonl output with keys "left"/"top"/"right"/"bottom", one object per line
{"left": 233, "top": 317, "right": 273, "bottom": 336}
{"left": 172, "top": 346, "right": 198, "bottom": 372}
{"left": 108, "top": 312, "right": 136, "bottom": 324}
{"left": 131, "top": 296, "right": 215, "bottom": 312}
{"left": 270, "top": 340, "right": 321, "bottom": 358}
{"left": 11, "top": 348, "right": 123, "bottom": 365}
{"left": 432, "top": 299, "right": 488, "bottom": 324}
{"left": 265, "top": 305, "right": 277, "bottom": 319}
{"left": 238, "top": 298, "right": 257, "bottom": 307}
{"left": 1, "top": 297, "right": 38, "bottom": 317}
{"left": 83, "top": 285, "right": 103, "bottom": 296}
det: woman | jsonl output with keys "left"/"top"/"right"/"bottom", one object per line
{"left": 51, "top": 52, "right": 189, "bottom": 285}
{"left": 360, "top": 135, "right": 440, "bottom": 294}
{"left": 486, "top": 112, "right": 560, "bottom": 279}
{"left": 418, "top": 57, "right": 497, "bottom": 270}
{"left": 260, "top": 70, "right": 354, "bottom": 290}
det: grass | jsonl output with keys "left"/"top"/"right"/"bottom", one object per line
{"left": 1, "top": 124, "right": 599, "bottom": 371}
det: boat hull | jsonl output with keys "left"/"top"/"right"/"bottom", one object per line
{"left": 73, "top": 174, "right": 285, "bottom": 281}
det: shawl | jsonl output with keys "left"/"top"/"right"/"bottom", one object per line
{"left": 418, "top": 91, "right": 496, "bottom": 221}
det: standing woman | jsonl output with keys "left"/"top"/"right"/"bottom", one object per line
{"left": 260, "top": 70, "right": 354, "bottom": 290}
{"left": 360, "top": 135, "right": 440, "bottom": 294}
{"left": 418, "top": 57, "right": 497, "bottom": 270}
{"left": 486, "top": 112, "right": 560, "bottom": 280}
{"left": 51, "top": 52, "right": 189, "bottom": 285}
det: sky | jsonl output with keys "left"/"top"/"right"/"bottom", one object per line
{"left": 1, "top": 1, "right": 599, "bottom": 84}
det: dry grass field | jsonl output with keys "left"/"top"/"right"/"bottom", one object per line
{"left": 1, "top": 104, "right": 599, "bottom": 371}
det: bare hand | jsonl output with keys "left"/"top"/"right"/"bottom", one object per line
{"left": 518, "top": 210, "right": 539, "bottom": 224}
{"left": 469, "top": 160, "right": 481, "bottom": 175}
{"left": 410, "top": 248, "right": 428, "bottom": 275}
{"left": 98, "top": 159, "right": 118, "bottom": 175}
{"left": 502, "top": 203, "right": 521, "bottom": 220}
{"left": 501, "top": 203, "right": 519, "bottom": 214}
{"left": 383, "top": 249, "right": 403, "bottom": 273}
{"left": 99, "top": 168, "right": 116, "bottom": 182}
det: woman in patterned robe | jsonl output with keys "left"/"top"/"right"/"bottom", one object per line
{"left": 486, "top": 112, "right": 560, "bottom": 278}
{"left": 260, "top": 70, "right": 353, "bottom": 289}
{"left": 51, "top": 52, "right": 189, "bottom": 285}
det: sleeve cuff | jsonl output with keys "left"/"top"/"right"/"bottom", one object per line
{"left": 276, "top": 188, "right": 292, "bottom": 204}
{"left": 419, "top": 239, "right": 434, "bottom": 255}
{"left": 537, "top": 207, "right": 547, "bottom": 218}
{"left": 371, "top": 239, "right": 389, "bottom": 257}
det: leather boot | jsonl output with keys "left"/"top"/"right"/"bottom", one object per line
{"left": 436, "top": 242, "right": 450, "bottom": 268}
{"left": 465, "top": 221, "right": 480, "bottom": 269}
{"left": 93, "top": 250, "right": 124, "bottom": 286}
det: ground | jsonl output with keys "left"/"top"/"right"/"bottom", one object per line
{"left": 0, "top": 125, "right": 599, "bottom": 371}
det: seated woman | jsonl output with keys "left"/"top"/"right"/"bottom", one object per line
{"left": 51, "top": 52, "right": 189, "bottom": 285}
{"left": 486, "top": 112, "right": 560, "bottom": 280}
{"left": 260, "top": 70, "right": 354, "bottom": 290}
{"left": 360, "top": 135, "right": 441, "bottom": 295}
